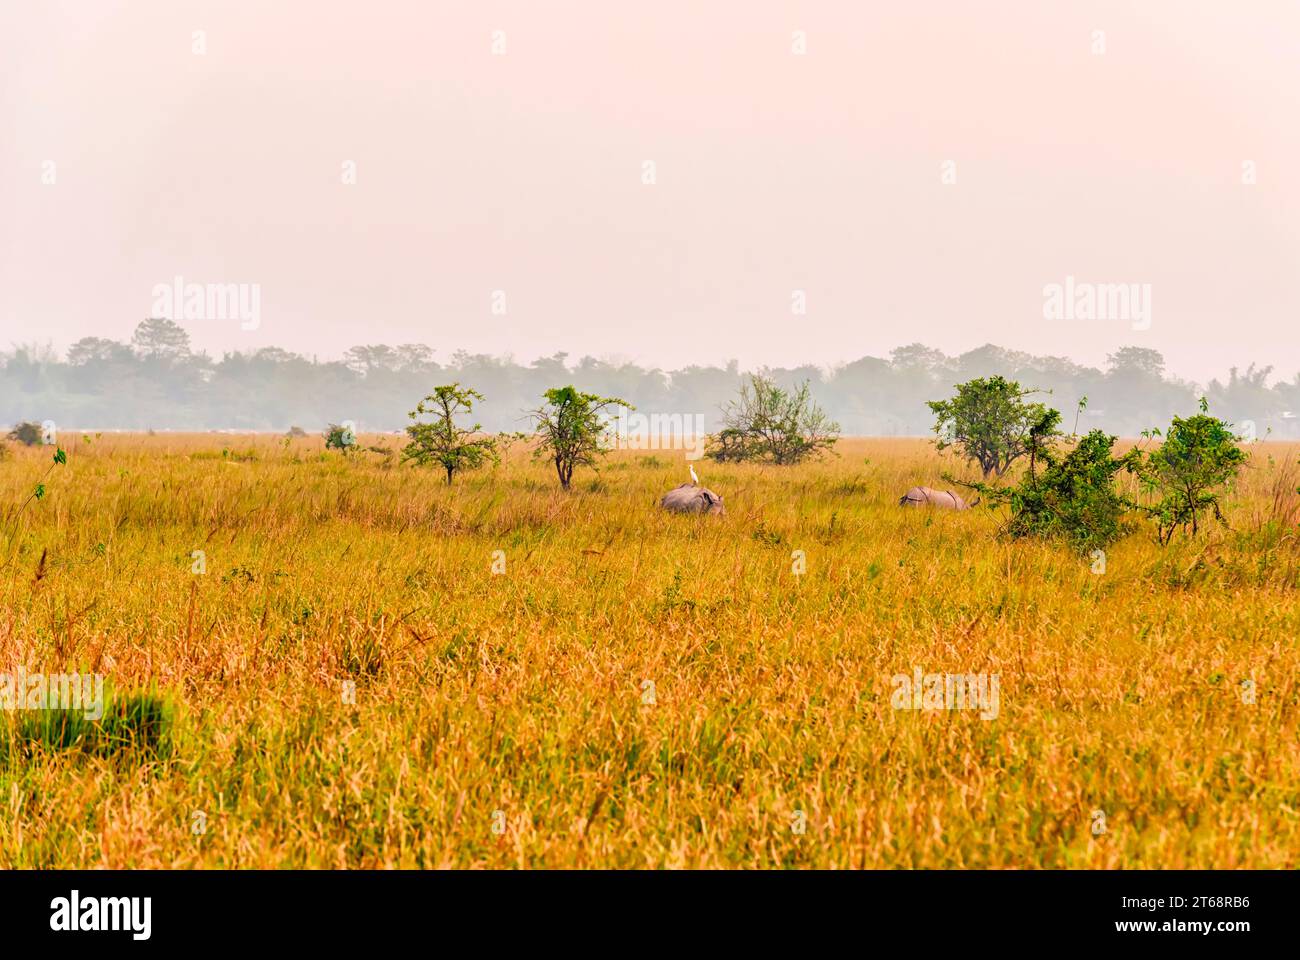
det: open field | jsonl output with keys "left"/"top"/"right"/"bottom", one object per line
{"left": 0, "top": 434, "right": 1297, "bottom": 868}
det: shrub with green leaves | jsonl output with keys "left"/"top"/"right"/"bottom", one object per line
{"left": 1135, "top": 401, "right": 1247, "bottom": 544}
{"left": 1007, "top": 429, "right": 1140, "bottom": 552}
{"left": 706, "top": 374, "right": 839, "bottom": 465}
{"left": 961, "top": 411, "right": 1139, "bottom": 553}
{"left": 323, "top": 422, "right": 357, "bottom": 453}
{"left": 6, "top": 421, "right": 44, "bottom": 446}
{"left": 705, "top": 427, "right": 752, "bottom": 463}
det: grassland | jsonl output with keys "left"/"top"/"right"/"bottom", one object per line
{"left": 0, "top": 433, "right": 1297, "bottom": 868}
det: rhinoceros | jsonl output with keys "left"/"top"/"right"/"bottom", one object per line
{"left": 660, "top": 482, "right": 725, "bottom": 515}
{"left": 898, "top": 485, "right": 971, "bottom": 510}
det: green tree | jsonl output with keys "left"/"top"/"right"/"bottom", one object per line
{"left": 928, "top": 375, "right": 1054, "bottom": 478}
{"left": 706, "top": 374, "right": 838, "bottom": 465}
{"left": 401, "top": 384, "right": 499, "bottom": 484}
{"left": 528, "top": 386, "right": 630, "bottom": 489}
{"left": 1135, "top": 400, "right": 1247, "bottom": 543}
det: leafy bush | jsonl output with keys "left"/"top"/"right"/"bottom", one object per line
{"left": 706, "top": 427, "right": 752, "bottom": 463}
{"left": 961, "top": 401, "right": 1251, "bottom": 552}
{"left": 1134, "top": 401, "right": 1247, "bottom": 544}
{"left": 706, "top": 374, "right": 838, "bottom": 465}
{"left": 6, "top": 421, "right": 44, "bottom": 446}
{"left": 961, "top": 411, "right": 1139, "bottom": 553}
{"left": 323, "top": 422, "right": 357, "bottom": 453}
{"left": 1005, "top": 429, "right": 1139, "bottom": 552}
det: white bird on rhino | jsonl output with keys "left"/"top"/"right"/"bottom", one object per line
{"left": 661, "top": 465, "right": 725, "bottom": 515}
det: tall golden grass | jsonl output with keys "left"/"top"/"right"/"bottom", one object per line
{"left": 0, "top": 433, "right": 1296, "bottom": 868}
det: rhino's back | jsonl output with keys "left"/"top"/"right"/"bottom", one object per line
{"left": 661, "top": 483, "right": 724, "bottom": 515}
{"left": 899, "top": 485, "right": 967, "bottom": 510}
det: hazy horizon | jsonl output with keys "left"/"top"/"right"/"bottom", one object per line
{"left": 7, "top": 332, "right": 1300, "bottom": 390}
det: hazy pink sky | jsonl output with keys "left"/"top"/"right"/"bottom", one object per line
{"left": 2, "top": 1, "right": 1297, "bottom": 383}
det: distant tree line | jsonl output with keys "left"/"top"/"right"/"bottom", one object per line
{"left": 2, "top": 318, "right": 1298, "bottom": 438}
